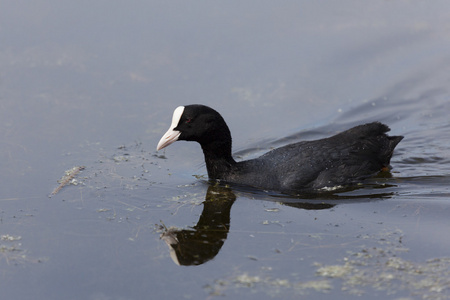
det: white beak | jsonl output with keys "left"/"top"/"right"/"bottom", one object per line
{"left": 156, "top": 106, "right": 185, "bottom": 151}
{"left": 156, "top": 128, "right": 181, "bottom": 151}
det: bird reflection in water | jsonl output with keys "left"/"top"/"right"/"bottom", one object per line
{"left": 159, "top": 181, "right": 398, "bottom": 266}
{"left": 158, "top": 185, "right": 339, "bottom": 266}
{"left": 160, "top": 185, "right": 235, "bottom": 266}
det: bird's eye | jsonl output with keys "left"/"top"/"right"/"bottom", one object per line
{"left": 186, "top": 118, "right": 193, "bottom": 123}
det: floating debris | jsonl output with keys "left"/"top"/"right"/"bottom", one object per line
{"left": 264, "top": 208, "right": 280, "bottom": 212}
{"left": 314, "top": 230, "right": 450, "bottom": 298}
{"left": 50, "top": 166, "right": 85, "bottom": 196}
{"left": 316, "top": 264, "right": 354, "bottom": 278}
{"left": 204, "top": 230, "right": 450, "bottom": 299}
{"left": 0, "top": 233, "right": 44, "bottom": 265}
{"left": 1, "top": 234, "right": 21, "bottom": 241}
{"left": 205, "top": 272, "right": 333, "bottom": 297}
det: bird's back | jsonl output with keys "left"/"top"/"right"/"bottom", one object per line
{"left": 231, "top": 122, "right": 403, "bottom": 193}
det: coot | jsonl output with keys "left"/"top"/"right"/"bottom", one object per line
{"left": 157, "top": 104, "right": 403, "bottom": 193}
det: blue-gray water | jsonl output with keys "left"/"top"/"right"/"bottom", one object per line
{"left": 1, "top": 1, "right": 450, "bottom": 299}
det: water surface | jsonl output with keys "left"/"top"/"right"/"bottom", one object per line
{"left": 1, "top": 1, "right": 450, "bottom": 299}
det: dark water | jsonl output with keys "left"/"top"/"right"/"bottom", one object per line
{"left": 1, "top": 1, "right": 450, "bottom": 299}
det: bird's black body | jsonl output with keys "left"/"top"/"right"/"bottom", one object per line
{"left": 157, "top": 104, "right": 403, "bottom": 193}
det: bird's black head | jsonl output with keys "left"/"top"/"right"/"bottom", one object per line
{"left": 157, "top": 104, "right": 232, "bottom": 151}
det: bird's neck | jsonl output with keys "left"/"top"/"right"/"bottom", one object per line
{"left": 201, "top": 140, "right": 236, "bottom": 179}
